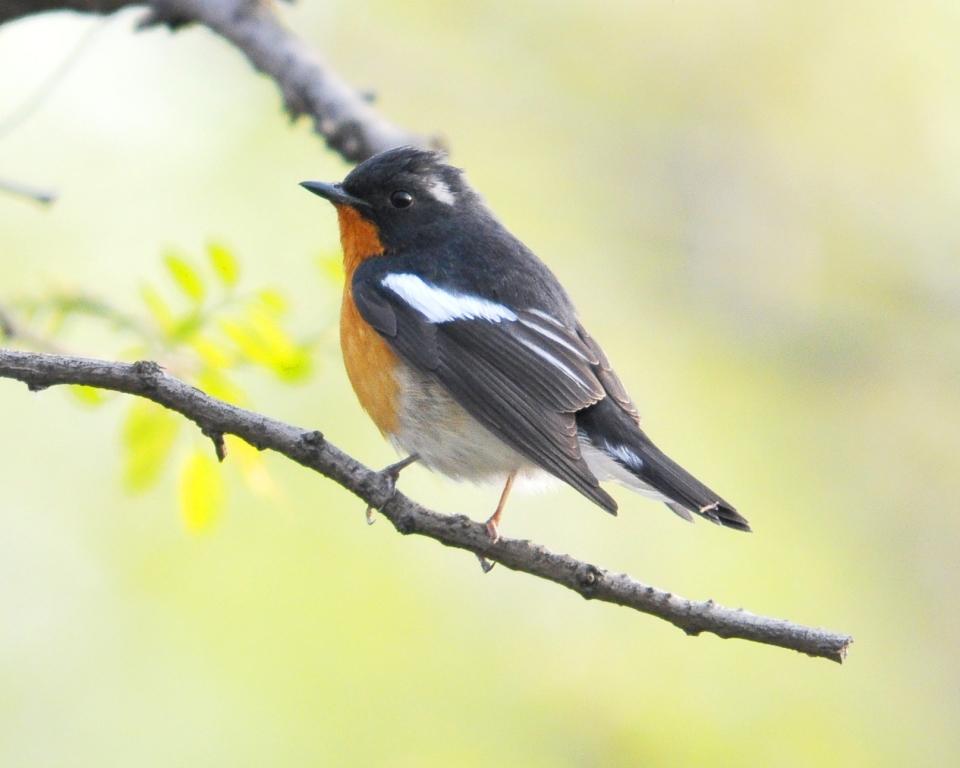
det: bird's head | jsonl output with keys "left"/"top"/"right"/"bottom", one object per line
{"left": 301, "top": 146, "right": 476, "bottom": 258}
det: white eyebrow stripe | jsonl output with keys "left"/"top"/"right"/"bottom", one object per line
{"left": 515, "top": 336, "right": 591, "bottom": 387}
{"left": 381, "top": 273, "right": 517, "bottom": 323}
{"left": 425, "top": 178, "right": 456, "bottom": 205}
{"left": 518, "top": 317, "right": 593, "bottom": 361}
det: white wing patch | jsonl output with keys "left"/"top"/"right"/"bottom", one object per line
{"left": 381, "top": 273, "right": 517, "bottom": 323}
{"left": 381, "top": 274, "right": 597, "bottom": 388}
{"left": 527, "top": 308, "right": 565, "bottom": 327}
{"left": 519, "top": 316, "right": 594, "bottom": 362}
{"left": 515, "top": 336, "right": 592, "bottom": 387}
{"left": 425, "top": 178, "right": 456, "bottom": 205}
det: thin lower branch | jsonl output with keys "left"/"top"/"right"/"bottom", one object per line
{"left": 0, "top": 348, "right": 853, "bottom": 663}
{"left": 0, "top": 176, "right": 56, "bottom": 204}
{"left": 0, "top": 304, "right": 66, "bottom": 351}
{"left": 0, "top": 0, "right": 436, "bottom": 162}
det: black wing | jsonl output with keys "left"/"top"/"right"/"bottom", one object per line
{"left": 352, "top": 270, "right": 618, "bottom": 513}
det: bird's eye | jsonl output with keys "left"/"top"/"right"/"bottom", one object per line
{"left": 390, "top": 190, "right": 414, "bottom": 209}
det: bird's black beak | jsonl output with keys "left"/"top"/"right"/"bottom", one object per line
{"left": 299, "top": 180, "right": 370, "bottom": 208}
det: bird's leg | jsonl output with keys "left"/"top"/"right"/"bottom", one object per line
{"left": 484, "top": 471, "right": 517, "bottom": 543}
{"left": 366, "top": 453, "right": 420, "bottom": 525}
{"left": 476, "top": 473, "right": 517, "bottom": 567}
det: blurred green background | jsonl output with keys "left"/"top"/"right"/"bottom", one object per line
{"left": 1, "top": 1, "right": 958, "bottom": 765}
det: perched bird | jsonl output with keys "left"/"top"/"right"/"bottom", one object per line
{"left": 301, "top": 147, "right": 749, "bottom": 540}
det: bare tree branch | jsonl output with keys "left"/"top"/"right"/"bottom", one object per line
{"left": 0, "top": 176, "right": 56, "bottom": 204}
{"left": 0, "top": 0, "right": 437, "bottom": 162}
{"left": 0, "top": 2, "right": 852, "bottom": 664}
{"left": 0, "top": 348, "right": 853, "bottom": 663}
{"left": 0, "top": 0, "right": 129, "bottom": 21}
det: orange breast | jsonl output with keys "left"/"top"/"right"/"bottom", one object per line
{"left": 336, "top": 205, "right": 400, "bottom": 436}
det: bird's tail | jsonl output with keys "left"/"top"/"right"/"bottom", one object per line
{"left": 576, "top": 400, "right": 751, "bottom": 532}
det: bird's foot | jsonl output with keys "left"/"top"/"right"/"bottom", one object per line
{"left": 698, "top": 501, "right": 723, "bottom": 524}
{"left": 365, "top": 453, "right": 419, "bottom": 525}
{"left": 482, "top": 471, "right": 514, "bottom": 543}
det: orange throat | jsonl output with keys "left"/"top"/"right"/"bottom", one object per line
{"left": 336, "top": 204, "right": 400, "bottom": 436}
{"left": 337, "top": 204, "right": 385, "bottom": 275}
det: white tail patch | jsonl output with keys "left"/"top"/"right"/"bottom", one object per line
{"left": 579, "top": 436, "right": 668, "bottom": 501}
{"left": 381, "top": 273, "right": 517, "bottom": 324}
{"left": 603, "top": 442, "right": 644, "bottom": 470}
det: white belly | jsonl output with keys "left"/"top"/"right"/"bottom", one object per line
{"left": 388, "top": 364, "right": 548, "bottom": 486}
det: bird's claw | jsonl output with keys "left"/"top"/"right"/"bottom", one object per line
{"left": 478, "top": 517, "right": 501, "bottom": 570}
{"left": 362, "top": 454, "right": 419, "bottom": 526}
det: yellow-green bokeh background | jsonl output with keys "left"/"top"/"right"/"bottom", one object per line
{"left": 2, "top": 2, "right": 958, "bottom": 765}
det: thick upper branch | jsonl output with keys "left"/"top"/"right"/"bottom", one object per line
{"left": 0, "top": 0, "right": 130, "bottom": 21}
{"left": 0, "top": 348, "right": 853, "bottom": 663}
{"left": 0, "top": 0, "right": 435, "bottom": 162}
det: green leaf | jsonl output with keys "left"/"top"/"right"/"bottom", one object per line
{"left": 228, "top": 435, "right": 275, "bottom": 497}
{"left": 196, "top": 368, "right": 246, "bottom": 405}
{"left": 68, "top": 385, "right": 107, "bottom": 407}
{"left": 257, "top": 289, "right": 288, "bottom": 316}
{"left": 191, "top": 336, "right": 233, "bottom": 369}
{"left": 164, "top": 252, "right": 205, "bottom": 303}
{"left": 220, "top": 318, "right": 272, "bottom": 367}
{"left": 207, "top": 242, "right": 240, "bottom": 287}
{"left": 140, "top": 284, "right": 175, "bottom": 334}
{"left": 167, "top": 310, "right": 204, "bottom": 343}
{"left": 248, "top": 309, "right": 312, "bottom": 381}
{"left": 122, "top": 401, "right": 180, "bottom": 492}
{"left": 179, "top": 450, "right": 224, "bottom": 533}
{"left": 220, "top": 314, "right": 312, "bottom": 381}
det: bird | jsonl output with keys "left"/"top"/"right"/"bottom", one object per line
{"left": 301, "top": 146, "right": 749, "bottom": 541}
